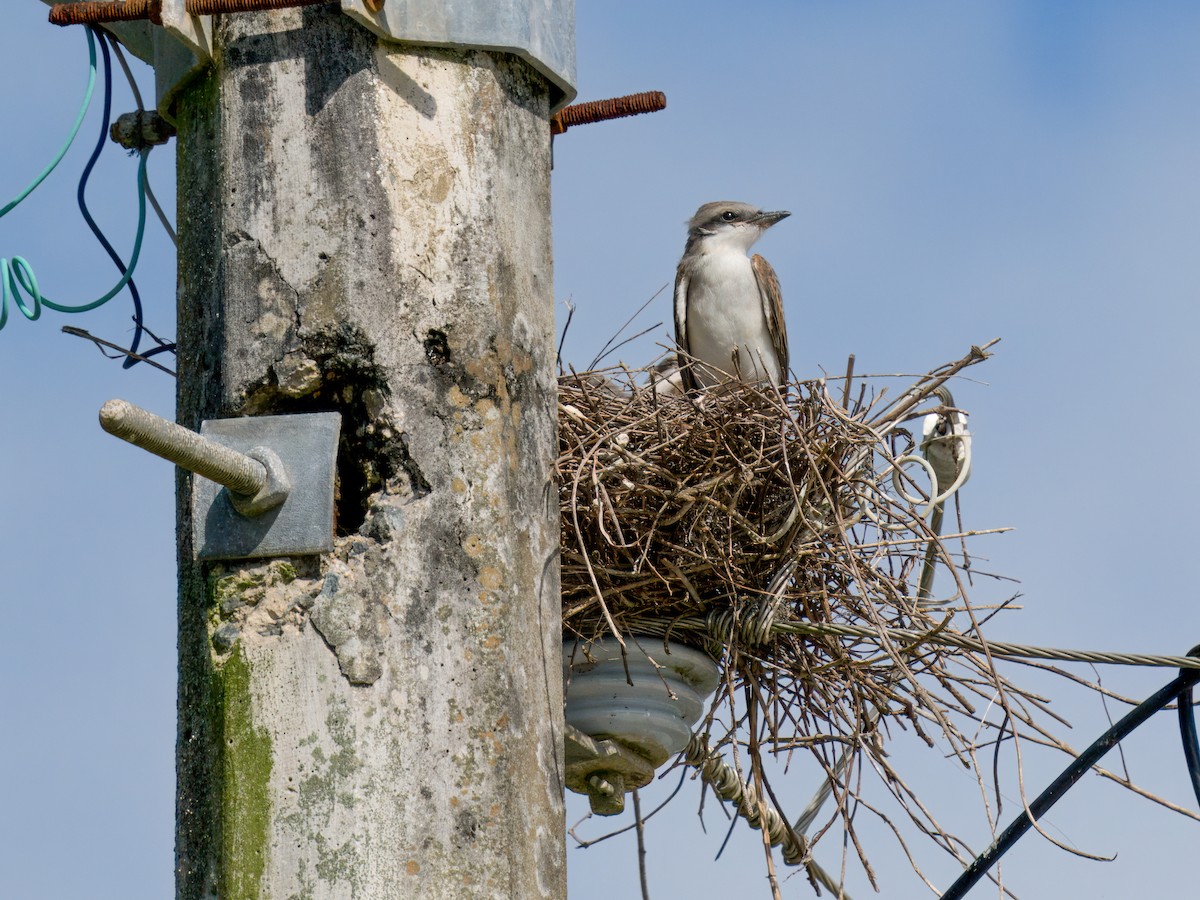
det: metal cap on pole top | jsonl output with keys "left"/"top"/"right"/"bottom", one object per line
{"left": 44, "top": 0, "right": 578, "bottom": 118}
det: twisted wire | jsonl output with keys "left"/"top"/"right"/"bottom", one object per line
{"left": 682, "top": 736, "right": 851, "bottom": 894}
{"left": 632, "top": 614, "right": 1200, "bottom": 671}
{"left": 768, "top": 620, "right": 1200, "bottom": 671}
{"left": 705, "top": 603, "right": 781, "bottom": 649}
{"left": 683, "top": 735, "right": 808, "bottom": 865}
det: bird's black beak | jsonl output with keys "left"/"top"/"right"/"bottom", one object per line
{"left": 754, "top": 210, "right": 791, "bottom": 228}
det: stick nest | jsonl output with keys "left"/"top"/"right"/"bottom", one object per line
{"left": 560, "top": 344, "right": 1035, "bottom": 884}
{"left": 561, "top": 343, "right": 1195, "bottom": 891}
{"left": 560, "top": 347, "right": 993, "bottom": 730}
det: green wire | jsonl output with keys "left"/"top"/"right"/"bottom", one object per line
{"left": 0, "top": 28, "right": 97, "bottom": 220}
{"left": 0, "top": 28, "right": 149, "bottom": 330}
{"left": 41, "top": 150, "right": 148, "bottom": 314}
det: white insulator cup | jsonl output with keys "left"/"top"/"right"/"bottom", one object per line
{"left": 563, "top": 638, "right": 721, "bottom": 766}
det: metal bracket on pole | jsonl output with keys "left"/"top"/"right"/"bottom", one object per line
{"left": 159, "top": 0, "right": 213, "bottom": 60}
{"left": 41, "top": 0, "right": 156, "bottom": 60}
{"left": 339, "top": 0, "right": 577, "bottom": 112}
{"left": 44, "top": 0, "right": 575, "bottom": 116}
{"left": 99, "top": 400, "right": 341, "bottom": 560}
{"left": 39, "top": 0, "right": 211, "bottom": 122}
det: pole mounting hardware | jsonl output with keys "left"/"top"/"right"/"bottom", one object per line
{"left": 339, "top": 0, "right": 576, "bottom": 112}
{"left": 46, "top": 0, "right": 577, "bottom": 117}
{"left": 99, "top": 399, "right": 341, "bottom": 560}
{"left": 564, "top": 724, "right": 655, "bottom": 816}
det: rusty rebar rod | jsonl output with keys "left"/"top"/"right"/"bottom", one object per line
{"left": 49, "top": 0, "right": 332, "bottom": 25}
{"left": 185, "top": 0, "right": 329, "bottom": 14}
{"left": 49, "top": 5, "right": 662, "bottom": 145}
{"left": 550, "top": 91, "right": 667, "bottom": 135}
{"left": 49, "top": 0, "right": 162, "bottom": 26}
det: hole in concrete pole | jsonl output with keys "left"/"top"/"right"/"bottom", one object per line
{"left": 241, "top": 325, "right": 426, "bottom": 535}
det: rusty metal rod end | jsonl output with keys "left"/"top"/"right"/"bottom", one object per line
{"left": 550, "top": 91, "right": 667, "bottom": 135}
{"left": 185, "top": 0, "right": 330, "bottom": 14}
{"left": 49, "top": 0, "right": 162, "bottom": 27}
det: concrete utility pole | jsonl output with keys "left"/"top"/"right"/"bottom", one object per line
{"left": 164, "top": 4, "right": 569, "bottom": 897}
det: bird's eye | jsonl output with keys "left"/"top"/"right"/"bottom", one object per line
{"left": 721, "top": 210, "right": 737, "bottom": 221}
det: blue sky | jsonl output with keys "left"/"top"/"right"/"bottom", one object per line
{"left": 3, "top": 2, "right": 1200, "bottom": 897}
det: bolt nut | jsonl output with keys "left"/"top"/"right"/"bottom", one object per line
{"left": 228, "top": 447, "right": 292, "bottom": 517}
{"left": 585, "top": 772, "right": 626, "bottom": 816}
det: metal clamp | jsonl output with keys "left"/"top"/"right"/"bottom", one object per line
{"left": 564, "top": 724, "right": 656, "bottom": 816}
{"left": 160, "top": 0, "right": 212, "bottom": 60}
{"left": 99, "top": 400, "right": 341, "bottom": 560}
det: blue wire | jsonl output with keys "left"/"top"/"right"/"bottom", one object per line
{"left": 76, "top": 28, "right": 144, "bottom": 362}
{"left": 76, "top": 27, "right": 173, "bottom": 367}
{"left": 40, "top": 150, "right": 147, "bottom": 315}
{"left": 1, "top": 151, "right": 147, "bottom": 326}
{"left": 0, "top": 27, "right": 150, "bottom": 335}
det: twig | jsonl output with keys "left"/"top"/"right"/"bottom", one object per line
{"left": 632, "top": 789, "right": 652, "bottom": 900}
{"left": 62, "top": 326, "right": 176, "bottom": 376}
{"left": 587, "top": 283, "right": 669, "bottom": 369}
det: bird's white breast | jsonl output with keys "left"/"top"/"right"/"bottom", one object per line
{"left": 686, "top": 248, "right": 779, "bottom": 386}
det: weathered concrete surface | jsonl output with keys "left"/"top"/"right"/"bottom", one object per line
{"left": 173, "top": 7, "right": 562, "bottom": 898}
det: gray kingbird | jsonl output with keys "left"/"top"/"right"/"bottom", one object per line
{"left": 673, "top": 201, "right": 790, "bottom": 392}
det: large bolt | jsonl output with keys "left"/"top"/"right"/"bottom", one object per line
{"left": 99, "top": 399, "right": 290, "bottom": 515}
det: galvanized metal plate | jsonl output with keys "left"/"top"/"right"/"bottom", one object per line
{"left": 193, "top": 412, "right": 341, "bottom": 560}
{"left": 341, "top": 0, "right": 577, "bottom": 112}
{"left": 44, "top": 0, "right": 574, "bottom": 118}
{"left": 159, "top": 0, "right": 212, "bottom": 60}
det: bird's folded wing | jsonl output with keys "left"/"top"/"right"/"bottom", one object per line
{"left": 752, "top": 253, "right": 788, "bottom": 379}
{"left": 673, "top": 263, "right": 699, "bottom": 392}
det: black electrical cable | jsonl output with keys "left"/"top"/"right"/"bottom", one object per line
{"left": 76, "top": 27, "right": 174, "bottom": 368}
{"left": 75, "top": 29, "right": 141, "bottom": 350}
{"left": 940, "top": 652, "right": 1200, "bottom": 900}
{"left": 1177, "top": 648, "right": 1200, "bottom": 808}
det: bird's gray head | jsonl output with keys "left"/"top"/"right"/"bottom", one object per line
{"left": 685, "top": 201, "right": 790, "bottom": 254}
